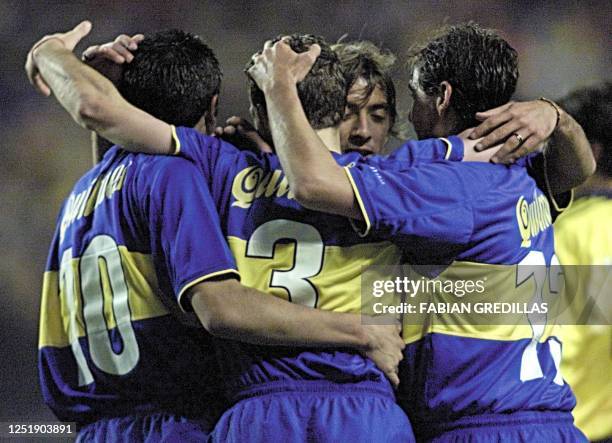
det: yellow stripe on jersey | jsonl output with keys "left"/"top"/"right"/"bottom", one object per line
{"left": 177, "top": 268, "right": 241, "bottom": 312}
{"left": 227, "top": 235, "right": 401, "bottom": 313}
{"left": 39, "top": 247, "right": 170, "bottom": 349}
{"left": 343, "top": 166, "right": 372, "bottom": 238}
{"left": 396, "top": 260, "right": 563, "bottom": 344}
{"left": 39, "top": 271, "right": 66, "bottom": 348}
{"left": 440, "top": 137, "right": 453, "bottom": 160}
{"left": 171, "top": 125, "right": 181, "bottom": 155}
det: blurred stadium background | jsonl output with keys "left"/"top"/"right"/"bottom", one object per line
{"left": 1, "top": 0, "right": 609, "bottom": 422}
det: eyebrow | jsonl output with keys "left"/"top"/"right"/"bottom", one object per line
{"left": 367, "top": 103, "right": 389, "bottom": 112}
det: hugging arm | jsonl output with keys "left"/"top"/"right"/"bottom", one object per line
{"left": 26, "top": 21, "right": 174, "bottom": 155}
{"left": 470, "top": 99, "right": 595, "bottom": 195}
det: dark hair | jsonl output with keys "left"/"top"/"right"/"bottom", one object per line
{"left": 408, "top": 22, "right": 518, "bottom": 132}
{"left": 333, "top": 40, "right": 398, "bottom": 135}
{"left": 119, "top": 29, "right": 222, "bottom": 127}
{"left": 246, "top": 34, "right": 346, "bottom": 132}
{"left": 558, "top": 82, "right": 612, "bottom": 177}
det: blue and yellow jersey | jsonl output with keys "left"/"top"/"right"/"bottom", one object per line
{"left": 39, "top": 148, "right": 238, "bottom": 425}
{"left": 555, "top": 192, "right": 612, "bottom": 441}
{"left": 173, "top": 126, "right": 462, "bottom": 399}
{"left": 346, "top": 158, "right": 577, "bottom": 429}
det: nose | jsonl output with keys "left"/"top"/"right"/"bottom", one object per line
{"left": 348, "top": 114, "right": 371, "bottom": 147}
{"left": 354, "top": 113, "right": 371, "bottom": 139}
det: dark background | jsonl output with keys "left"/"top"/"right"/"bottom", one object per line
{"left": 1, "top": 0, "right": 609, "bottom": 422}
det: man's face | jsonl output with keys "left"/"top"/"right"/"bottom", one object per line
{"left": 339, "top": 77, "right": 391, "bottom": 155}
{"left": 408, "top": 67, "right": 440, "bottom": 139}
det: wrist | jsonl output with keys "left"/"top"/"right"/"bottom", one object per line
{"left": 347, "top": 315, "right": 371, "bottom": 351}
{"left": 265, "top": 79, "right": 299, "bottom": 100}
{"left": 33, "top": 36, "right": 65, "bottom": 59}
{"left": 538, "top": 97, "right": 561, "bottom": 134}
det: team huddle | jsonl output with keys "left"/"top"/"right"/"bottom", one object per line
{"left": 26, "top": 19, "right": 610, "bottom": 443}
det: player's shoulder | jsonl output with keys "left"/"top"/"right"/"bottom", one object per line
{"left": 445, "top": 161, "right": 538, "bottom": 196}
{"left": 174, "top": 126, "right": 276, "bottom": 168}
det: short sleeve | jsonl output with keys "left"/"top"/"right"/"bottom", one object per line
{"left": 144, "top": 157, "right": 239, "bottom": 311}
{"left": 344, "top": 161, "right": 474, "bottom": 259}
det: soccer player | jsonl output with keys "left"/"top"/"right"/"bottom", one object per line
{"left": 554, "top": 82, "right": 612, "bottom": 442}
{"left": 334, "top": 40, "right": 398, "bottom": 155}
{"left": 28, "top": 23, "right": 406, "bottom": 441}
{"left": 247, "top": 24, "right": 593, "bottom": 441}
{"left": 81, "top": 28, "right": 594, "bottom": 441}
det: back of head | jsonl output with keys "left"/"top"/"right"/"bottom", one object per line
{"left": 247, "top": 33, "right": 346, "bottom": 137}
{"left": 558, "top": 82, "right": 612, "bottom": 178}
{"left": 408, "top": 22, "right": 518, "bottom": 132}
{"left": 334, "top": 40, "right": 398, "bottom": 134}
{"left": 119, "top": 29, "right": 222, "bottom": 127}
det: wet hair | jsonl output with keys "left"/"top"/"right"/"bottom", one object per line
{"left": 558, "top": 82, "right": 612, "bottom": 177}
{"left": 119, "top": 29, "right": 222, "bottom": 127}
{"left": 408, "top": 22, "right": 518, "bottom": 132}
{"left": 246, "top": 33, "right": 346, "bottom": 133}
{"left": 334, "top": 40, "right": 398, "bottom": 135}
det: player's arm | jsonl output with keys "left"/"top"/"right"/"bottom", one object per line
{"left": 188, "top": 278, "right": 370, "bottom": 348}
{"left": 248, "top": 40, "right": 362, "bottom": 218}
{"left": 469, "top": 99, "right": 595, "bottom": 194}
{"left": 149, "top": 158, "right": 403, "bottom": 385}
{"left": 25, "top": 21, "right": 174, "bottom": 155}
{"left": 248, "top": 40, "right": 474, "bottom": 219}
{"left": 188, "top": 278, "right": 403, "bottom": 387}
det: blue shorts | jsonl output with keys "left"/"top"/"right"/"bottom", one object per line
{"left": 212, "top": 381, "right": 415, "bottom": 443}
{"left": 76, "top": 412, "right": 215, "bottom": 442}
{"left": 414, "top": 411, "right": 587, "bottom": 443}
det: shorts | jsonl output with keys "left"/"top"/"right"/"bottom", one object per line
{"left": 415, "top": 411, "right": 587, "bottom": 443}
{"left": 76, "top": 412, "right": 214, "bottom": 442}
{"left": 211, "top": 381, "right": 415, "bottom": 443}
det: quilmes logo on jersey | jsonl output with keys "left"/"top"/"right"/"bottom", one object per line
{"left": 515, "top": 191, "right": 552, "bottom": 247}
{"left": 231, "top": 166, "right": 294, "bottom": 208}
{"left": 60, "top": 163, "right": 129, "bottom": 243}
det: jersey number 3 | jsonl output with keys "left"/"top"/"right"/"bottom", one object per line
{"left": 246, "top": 219, "right": 324, "bottom": 308}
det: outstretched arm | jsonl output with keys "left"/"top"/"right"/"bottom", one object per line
{"left": 25, "top": 21, "right": 174, "bottom": 154}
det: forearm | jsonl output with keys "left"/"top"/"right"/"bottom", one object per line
{"left": 265, "top": 84, "right": 360, "bottom": 218}
{"left": 190, "top": 281, "right": 369, "bottom": 349}
{"left": 544, "top": 108, "right": 595, "bottom": 194}
{"left": 34, "top": 41, "right": 173, "bottom": 154}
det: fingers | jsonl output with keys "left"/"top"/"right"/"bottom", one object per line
{"left": 131, "top": 34, "right": 145, "bottom": 44}
{"left": 492, "top": 136, "right": 541, "bottom": 164}
{"left": 470, "top": 111, "right": 512, "bottom": 142}
{"left": 475, "top": 118, "right": 521, "bottom": 151}
{"left": 82, "top": 44, "right": 100, "bottom": 60}
{"left": 83, "top": 33, "right": 142, "bottom": 64}
{"left": 474, "top": 101, "right": 513, "bottom": 119}
{"left": 25, "top": 46, "right": 51, "bottom": 95}
{"left": 300, "top": 43, "right": 320, "bottom": 66}
{"left": 387, "top": 371, "right": 400, "bottom": 389}
{"left": 63, "top": 20, "right": 92, "bottom": 51}
{"left": 34, "top": 74, "right": 51, "bottom": 96}
{"left": 263, "top": 39, "right": 274, "bottom": 51}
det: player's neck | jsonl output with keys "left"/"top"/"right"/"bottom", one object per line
{"left": 315, "top": 127, "right": 341, "bottom": 153}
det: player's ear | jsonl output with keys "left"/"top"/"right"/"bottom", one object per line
{"left": 199, "top": 94, "right": 219, "bottom": 135}
{"left": 210, "top": 94, "right": 219, "bottom": 118}
{"left": 435, "top": 81, "right": 452, "bottom": 117}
